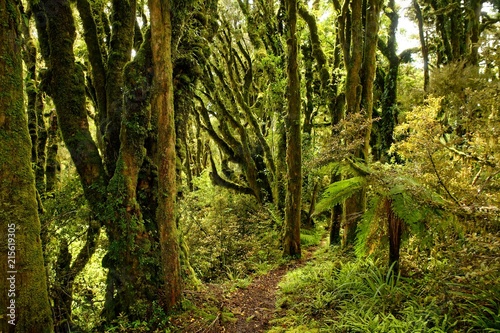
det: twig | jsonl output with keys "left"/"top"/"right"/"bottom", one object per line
{"left": 197, "top": 313, "right": 220, "bottom": 333}
{"left": 427, "top": 150, "right": 461, "bottom": 206}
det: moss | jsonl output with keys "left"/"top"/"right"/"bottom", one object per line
{"left": 0, "top": 1, "right": 53, "bottom": 331}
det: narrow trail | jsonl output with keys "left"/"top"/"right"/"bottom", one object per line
{"left": 177, "top": 241, "right": 325, "bottom": 333}
{"left": 219, "top": 244, "right": 321, "bottom": 333}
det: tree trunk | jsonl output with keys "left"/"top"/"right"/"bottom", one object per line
{"left": 102, "top": 31, "right": 165, "bottom": 322}
{"left": 149, "top": 0, "right": 182, "bottom": 311}
{"left": 103, "top": 0, "right": 137, "bottom": 174}
{"left": 386, "top": 198, "right": 402, "bottom": 276}
{"left": 340, "top": 0, "right": 363, "bottom": 248}
{"left": 283, "top": 0, "right": 302, "bottom": 258}
{"left": 45, "top": 110, "right": 60, "bottom": 192}
{"left": 360, "top": 0, "right": 382, "bottom": 161}
{"left": 466, "top": 0, "right": 481, "bottom": 66}
{"left": 0, "top": 1, "right": 53, "bottom": 331}
{"left": 378, "top": 0, "right": 400, "bottom": 162}
{"left": 343, "top": 0, "right": 363, "bottom": 116}
{"left": 37, "top": 0, "right": 107, "bottom": 213}
{"left": 329, "top": 173, "right": 343, "bottom": 246}
{"left": 413, "top": 0, "right": 429, "bottom": 92}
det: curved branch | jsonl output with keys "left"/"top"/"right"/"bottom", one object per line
{"left": 209, "top": 153, "right": 255, "bottom": 196}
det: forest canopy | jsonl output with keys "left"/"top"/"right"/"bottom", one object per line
{"left": 0, "top": 0, "right": 499, "bottom": 332}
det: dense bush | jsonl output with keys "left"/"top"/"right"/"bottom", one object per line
{"left": 179, "top": 171, "right": 282, "bottom": 282}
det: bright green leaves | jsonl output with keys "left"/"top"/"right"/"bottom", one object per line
{"left": 314, "top": 176, "right": 366, "bottom": 215}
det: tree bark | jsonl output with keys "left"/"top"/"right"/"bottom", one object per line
{"left": 103, "top": 0, "right": 137, "bottom": 174}
{"left": 283, "top": 0, "right": 302, "bottom": 258}
{"left": 45, "top": 110, "right": 60, "bottom": 192}
{"left": 149, "top": 0, "right": 182, "bottom": 311}
{"left": 413, "top": 0, "right": 429, "bottom": 92}
{"left": 38, "top": 0, "right": 107, "bottom": 212}
{"left": 360, "top": 0, "right": 382, "bottom": 161}
{"left": 341, "top": 0, "right": 363, "bottom": 248}
{"left": 377, "top": 0, "right": 399, "bottom": 161}
{"left": 386, "top": 198, "right": 402, "bottom": 276}
{"left": 0, "top": 1, "right": 53, "bottom": 331}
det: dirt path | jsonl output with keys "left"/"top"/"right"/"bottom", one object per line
{"left": 176, "top": 244, "right": 322, "bottom": 333}
{"left": 220, "top": 246, "right": 319, "bottom": 333}
{"left": 221, "top": 264, "right": 291, "bottom": 332}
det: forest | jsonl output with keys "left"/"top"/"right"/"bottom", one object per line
{"left": 0, "top": 0, "right": 499, "bottom": 332}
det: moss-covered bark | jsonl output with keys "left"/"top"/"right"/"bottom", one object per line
{"left": 39, "top": 0, "right": 107, "bottom": 209}
{"left": 103, "top": 0, "right": 137, "bottom": 174}
{"left": 360, "top": 0, "right": 382, "bottom": 161}
{"left": 0, "top": 1, "right": 53, "bottom": 331}
{"left": 21, "top": 6, "right": 48, "bottom": 194}
{"left": 33, "top": 0, "right": 109, "bottom": 327}
{"left": 102, "top": 31, "right": 164, "bottom": 322}
{"left": 283, "top": 0, "right": 302, "bottom": 258}
{"left": 149, "top": 0, "right": 182, "bottom": 311}
{"left": 385, "top": 198, "right": 402, "bottom": 276}
{"left": 75, "top": 0, "right": 107, "bottom": 137}
{"left": 45, "top": 111, "right": 59, "bottom": 192}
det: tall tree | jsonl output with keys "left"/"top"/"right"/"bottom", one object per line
{"left": 283, "top": 0, "right": 302, "bottom": 258}
{"left": 149, "top": 0, "right": 182, "bottom": 310}
{"left": 32, "top": 0, "right": 201, "bottom": 322}
{"left": 334, "top": 0, "right": 383, "bottom": 246}
{"left": 0, "top": 0, "right": 53, "bottom": 331}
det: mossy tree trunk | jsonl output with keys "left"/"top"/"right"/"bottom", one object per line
{"left": 377, "top": 0, "right": 399, "bottom": 162}
{"left": 283, "top": 0, "right": 302, "bottom": 258}
{"left": 149, "top": 0, "right": 182, "bottom": 311}
{"left": 33, "top": 0, "right": 187, "bottom": 324}
{"left": 102, "top": 32, "right": 166, "bottom": 322}
{"left": 32, "top": 0, "right": 108, "bottom": 328}
{"left": 102, "top": 0, "right": 137, "bottom": 174}
{"left": 360, "top": 0, "right": 382, "bottom": 162}
{"left": 20, "top": 4, "right": 48, "bottom": 195}
{"left": 0, "top": 1, "right": 53, "bottom": 331}
{"left": 337, "top": 0, "right": 382, "bottom": 247}
{"left": 45, "top": 110, "right": 60, "bottom": 193}
{"left": 413, "top": 0, "right": 429, "bottom": 93}
{"left": 339, "top": 0, "right": 363, "bottom": 247}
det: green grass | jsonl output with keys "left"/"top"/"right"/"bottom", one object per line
{"left": 269, "top": 234, "right": 500, "bottom": 333}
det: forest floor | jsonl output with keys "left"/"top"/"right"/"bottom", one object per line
{"left": 172, "top": 242, "right": 323, "bottom": 333}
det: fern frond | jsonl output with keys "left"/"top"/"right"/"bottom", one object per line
{"left": 318, "top": 161, "right": 360, "bottom": 178}
{"left": 389, "top": 183, "right": 444, "bottom": 235}
{"left": 347, "top": 157, "right": 373, "bottom": 176}
{"left": 314, "top": 177, "right": 366, "bottom": 215}
{"left": 355, "top": 196, "right": 383, "bottom": 257}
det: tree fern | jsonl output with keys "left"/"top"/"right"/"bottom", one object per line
{"left": 314, "top": 176, "right": 366, "bottom": 215}
{"left": 355, "top": 196, "right": 383, "bottom": 257}
{"left": 353, "top": 170, "right": 448, "bottom": 273}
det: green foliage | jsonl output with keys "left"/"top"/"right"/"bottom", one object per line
{"left": 41, "top": 176, "right": 107, "bottom": 332}
{"left": 104, "top": 302, "right": 172, "bottom": 333}
{"left": 300, "top": 227, "right": 325, "bottom": 247}
{"left": 314, "top": 176, "right": 365, "bottom": 214}
{"left": 270, "top": 241, "right": 500, "bottom": 332}
{"left": 392, "top": 64, "right": 500, "bottom": 229}
{"left": 179, "top": 171, "right": 281, "bottom": 281}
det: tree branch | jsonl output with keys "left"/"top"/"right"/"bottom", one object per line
{"left": 427, "top": 150, "right": 461, "bottom": 206}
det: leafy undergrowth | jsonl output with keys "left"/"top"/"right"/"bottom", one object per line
{"left": 269, "top": 231, "right": 500, "bottom": 333}
{"left": 166, "top": 226, "right": 327, "bottom": 333}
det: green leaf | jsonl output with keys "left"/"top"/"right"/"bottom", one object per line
{"left": 314, "top": 177, "right": 366, "bottom": 215}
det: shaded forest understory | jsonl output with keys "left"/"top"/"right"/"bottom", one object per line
{"left": 1, "top": 0, "right": 499, "bottom": 332}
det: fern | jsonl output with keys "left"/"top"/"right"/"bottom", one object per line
{"left": 314, "top": 177, "right": 366, "bottom": 215}
{"left": 389, "top": 179, "right": 445, "bottom": 235}
{"left": 355, "top": 196, "right": 382, "bottom": 257}
{"left": 318, "top": 160, "right": 366, "bottom": 178}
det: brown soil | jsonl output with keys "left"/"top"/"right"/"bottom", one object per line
{"left": 175, "top": 246, "right": 319, "bottom": 333}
